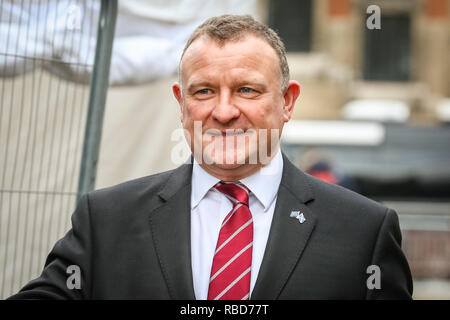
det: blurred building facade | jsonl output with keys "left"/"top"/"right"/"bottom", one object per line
{"left": 257, "top": 0, "right": 449, "bottom": 124}
{"left": 256, "top": 0, "right": 450, "bottom": 297}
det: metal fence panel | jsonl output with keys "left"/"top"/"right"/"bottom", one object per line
{"left": 0, "top": 0, "right": 116, "bottom": 298}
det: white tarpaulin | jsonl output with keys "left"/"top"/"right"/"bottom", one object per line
{"left": 0, "top": 0, "right": 257, "bottom": 85}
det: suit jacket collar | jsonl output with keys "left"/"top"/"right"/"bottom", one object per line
{"left": 250, "top": 153, "right": 317, "bottom": 299}
{"left": 149, "top": 162, "right": 196, "bottom": 299}
{"left": 279, "top": 153, "right": 314, "bottom": 203}
{"left": 157, "top": 160, "right": 193, "bottom": 202}
{"left": 149, "top": 154, "right": 316, "bottom": 300}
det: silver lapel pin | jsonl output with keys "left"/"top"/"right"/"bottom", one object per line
{"left": 290, "top": 211, "right": 306, "bottom": 224}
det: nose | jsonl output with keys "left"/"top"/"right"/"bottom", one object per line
{"left": 211, "top": 90, "right": 240, "bottom": 124}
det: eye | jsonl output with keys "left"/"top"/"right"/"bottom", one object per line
{"left": 238, "top": 87, "right": 255, "bottom": 94}
{"left": 237, "top": 87, "right": 260, "bottom": 98}
{"left": 196, "top": 88, "right": 213, "bottom": 95}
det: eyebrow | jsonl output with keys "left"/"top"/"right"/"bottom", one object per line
{"left": 187, "top": 80, "right": 268, "bottom": 93}
{"left": 237, "top": 81, "right": 267, "bottom": 91}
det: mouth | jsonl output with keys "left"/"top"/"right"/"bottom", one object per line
{"left": 206, "top": 129, "right": 248, "bottom": 136}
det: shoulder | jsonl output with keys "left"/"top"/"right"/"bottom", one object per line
{"left": 300, "top": 172, "right": 395, "bottom": 241}
{"left": 83, "top": 163, "right": 192, "bottom": 209}
{"left": 306, "top": 172, "right": 386, "bottom": 213}
{"left": 72, "top": 164, "right": 192, "bottom": 227}
{"left": 88, "top": 169, "right": 174, "bottom": 200}
{"left": 281, "top": 154, "right": 391, "bottom": 228}
{"left": 282, "top": 154, "right": 387, "bottom": 215}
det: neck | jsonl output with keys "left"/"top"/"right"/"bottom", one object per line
{"left": 196, "top": 148, "right": 279, "bottom": 181}
{"left": 199, "top": 163, "right": 263, "bottom": 182}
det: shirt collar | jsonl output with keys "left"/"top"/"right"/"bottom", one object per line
{"left": 191, "top": 149, "right": 283, "bottom": 212}
{"left": 240, "top": 149, "right": 283, "bottom": 211}
{"left": 191, "top": 159, "right": 221, "bottom": 209}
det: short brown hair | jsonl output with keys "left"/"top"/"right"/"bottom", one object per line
{"left": 180, "top": 14, "right": 290, "bottom": 92}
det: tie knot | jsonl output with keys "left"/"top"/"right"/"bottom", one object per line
{"left": 213, "top": 181, "right": 250, "bottom": 206}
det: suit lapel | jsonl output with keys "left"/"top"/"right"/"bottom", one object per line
{"left": 251, "top": 154, "right": 317, "bottom": 299}
{"left": 148, "top": 155, "right": 316, "bottom": 300}
{"left": 148, "top": 162, "right": 196, "bottom": 299}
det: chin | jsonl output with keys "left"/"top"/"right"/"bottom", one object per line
{"left": 204, "top": 148, "right": 261, "bottom": 167}
{"left": 212, "top": 162, "right": 245, "bottom": 170}
{"left": 202, "top": 152, "right": 245, "bottom": 167}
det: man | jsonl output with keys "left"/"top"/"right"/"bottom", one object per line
{"left": 9, "top": 15, "right": 412, "bottom": 299}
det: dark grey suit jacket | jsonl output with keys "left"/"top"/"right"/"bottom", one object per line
{"left": 9, "top": 154, "right": 413, "bottom": 299}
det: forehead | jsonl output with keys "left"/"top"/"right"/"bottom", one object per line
{"left": 180, "top": 35, "right": 280, "bottom": 84}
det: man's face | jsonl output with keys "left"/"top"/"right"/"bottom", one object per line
{"left": 173, "top": 34, "right": 299, "bottom": 179}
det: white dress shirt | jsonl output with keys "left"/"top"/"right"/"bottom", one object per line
{"left": 190, "top": 149, "right": 283, "bottom": 300}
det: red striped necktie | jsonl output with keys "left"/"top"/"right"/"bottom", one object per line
{"left": 207, "top": 181, "right": 253, "bottom": 300}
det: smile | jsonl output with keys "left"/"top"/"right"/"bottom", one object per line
{"left": 206, "top": 129, "right": 249, "bottom": 136}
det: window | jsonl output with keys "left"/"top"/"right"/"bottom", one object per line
{"left": 363, "top": 14, "right": 411, "bottom": 81}
{"left": 268, "top": 0, "right": 312, "bottom": 52}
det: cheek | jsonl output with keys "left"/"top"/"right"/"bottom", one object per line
{"left": 272, "top": 99, "right": 287, "bottom": 123}
{"left": 183, "top": 100, "right": 213, "bottom": 122}
{"left": 244, "top": 101, "right": 284, "bottom": 128}
{"left": 239, "top": 100, "right": 268, "bottom": 122}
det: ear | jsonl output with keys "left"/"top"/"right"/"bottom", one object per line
{"left": 172, "top": 82, "right": 183, "bottom": 105}
{"left": 172, "top": 82, "right": 184, "bottom": 121}
{"left": 282, "top": 80, "right": 300, "bottom": 122}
